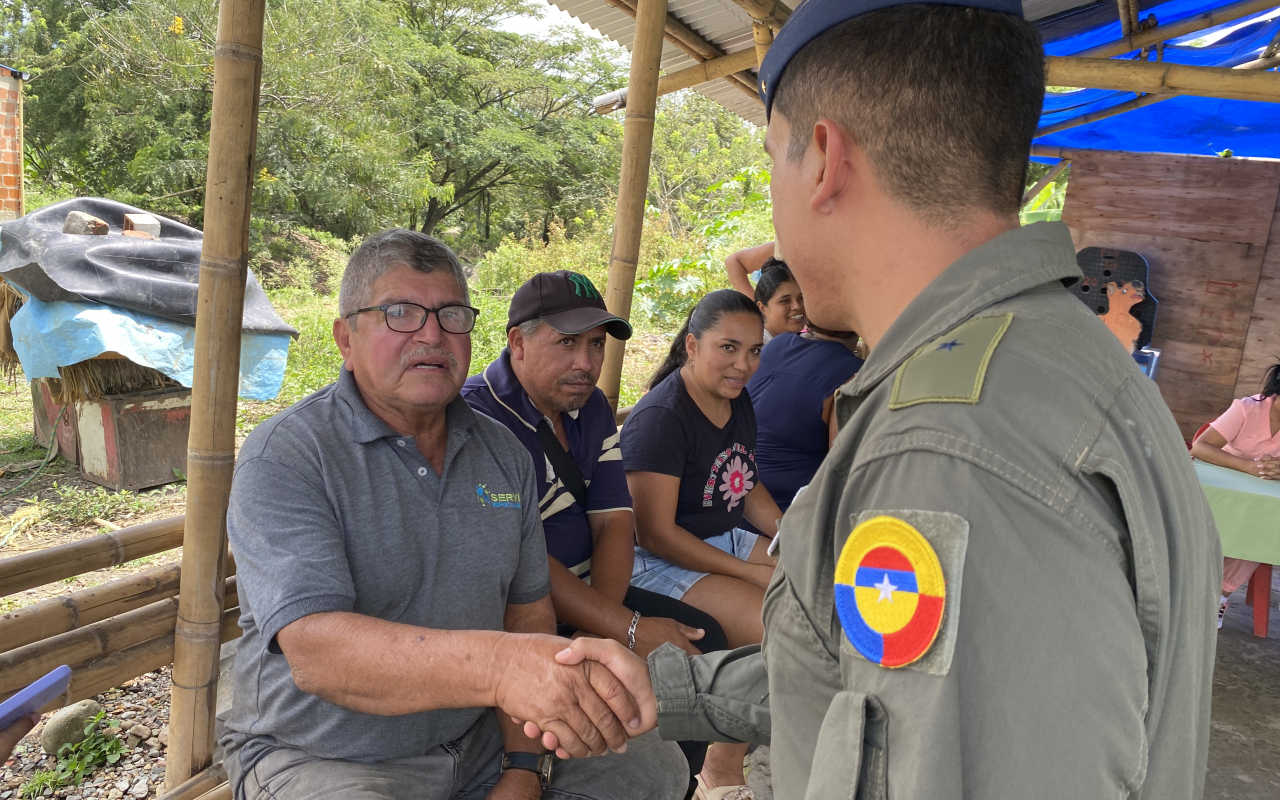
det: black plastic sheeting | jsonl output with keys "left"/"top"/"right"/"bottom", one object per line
{"left": 0, "top": 198, "right": 297, "bottom": 336}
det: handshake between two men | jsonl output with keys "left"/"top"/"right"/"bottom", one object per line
{"left": 500, "top": 636, "right": 657, "bottom": 760}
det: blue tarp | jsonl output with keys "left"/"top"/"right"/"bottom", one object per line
{"left": 8, "top": 292, "right": 292, "bottom": 402}
{"left": 1034, "top": 0, "right": 1280, "bottom": 158}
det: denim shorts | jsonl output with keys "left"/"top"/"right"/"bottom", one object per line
{"left": 631, "top": 528, "right": 761, "bottom": 600}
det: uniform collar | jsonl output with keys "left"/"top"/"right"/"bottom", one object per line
{"left": 337, "top": 366, "right": 478, "bottom": 444}
{"left": 482, "top": 348, "right": 579, "bottom": 432}
{"left": 844, "top": 222, "right": 1081, "bottom": 398}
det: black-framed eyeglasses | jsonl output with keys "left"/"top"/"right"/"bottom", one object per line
{"left": 346, "top": 302, "right": 480, "bottom": 334}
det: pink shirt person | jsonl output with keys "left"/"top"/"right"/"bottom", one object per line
{"left": 1210, "top": 394, "right": 1280, "bottom": 461}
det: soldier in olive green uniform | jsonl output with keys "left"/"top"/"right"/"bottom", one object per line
{"left": 536, "top": 1, "right": 1220, "bottom": 798}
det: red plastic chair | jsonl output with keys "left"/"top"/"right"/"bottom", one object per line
{"left": 1188, "top": 422, "right": 1211, "bottom": 452}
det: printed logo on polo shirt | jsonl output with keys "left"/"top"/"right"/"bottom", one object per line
{"left": 476, "top": 483, "right": 522, "bottom": 508}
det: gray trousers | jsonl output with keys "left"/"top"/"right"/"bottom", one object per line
{"left": 233, "top": 712, "right": 688, "bottom": 800}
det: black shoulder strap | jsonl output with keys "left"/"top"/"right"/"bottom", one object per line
{"left": 535, "top": 419, "right": 589, "bottom": 510}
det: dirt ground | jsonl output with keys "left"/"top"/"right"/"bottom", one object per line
{"left": 1204, "top": 571, "right": 1280, "bottom": 799}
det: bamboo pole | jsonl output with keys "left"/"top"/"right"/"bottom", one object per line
{"left": 728, "top": 0, "right": 791, "bottom": 32}
{"left": 599, "top": 0, "right": 670, "bottom": 411}
{"left": 1021, "top": 159, "right": 1071, "bottom": 207}
{"left": 0, "top": 555, "right": 237, "bottom": 653}
{"left": 656, "top": 49, "right": 759, "bottom": 96}
{"left": 1037, "top": 54, "right": 1280, "bottom": 138}
{"left": 752, "top": 22, "right": 773, "bottom": 68}
{"left": 1117, "top": 0, "right": 1135, "bottom": 37}
{"left": 157, "top": 766, "right": 227, "bottom": 800}
{"left": 166, "top": 0, "right": 266, "bottom": 786}
{"left": 0, "top": 579, "right": 237, "bottom": 699}
{"left": 1037, "top": 93, "right": 1171, "bottom": 136}
{"left": 599, "top": 0, "right": 759, "bottom": 99}
{"left": 1044, "top": 55, "right": 1280, "bottom": 103}
{"left": 1, "top": 564, "right": 182, "bottom": 652}
{"left": 1077, "top": 0, "right": 1279, "bottom": 59}
{"left": 0, "top": 516, "right": 185, "bottom": 598}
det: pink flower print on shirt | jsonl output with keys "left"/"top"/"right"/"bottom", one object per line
{"left": 719, "top": 455, "right": 755, "bottom": 512}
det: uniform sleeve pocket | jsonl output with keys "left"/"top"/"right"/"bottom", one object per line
{"left": 804, "top": 690, "right": 888, "bottom": 800}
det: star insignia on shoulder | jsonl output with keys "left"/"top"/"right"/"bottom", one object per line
{"left": 936, "top": 339, "right": 963, "bottom": 351}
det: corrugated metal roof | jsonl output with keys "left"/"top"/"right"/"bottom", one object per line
{"left": 551, "top": 0, "right": 1107, "bottom": 126}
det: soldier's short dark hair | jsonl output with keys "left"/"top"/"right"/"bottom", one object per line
{"left": 773, "top": 5, "right": 1045, "bottom": 227}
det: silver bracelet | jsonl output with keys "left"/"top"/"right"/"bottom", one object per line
{"left": 627, "top": 611, "right": 641, "bottom": 651}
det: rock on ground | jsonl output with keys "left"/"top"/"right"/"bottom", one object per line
{"left": 40, "top": 700, "right": 103, "bottom": 756}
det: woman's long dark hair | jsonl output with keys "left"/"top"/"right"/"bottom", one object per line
{"left": 1261, "top": 361, "right": 1280, "bottom": 399}
{"left": 648, "top": 289, "right": 762, "bottom": 390}
{"left": 753, "top": 259, "right": 796, "bottom": 305}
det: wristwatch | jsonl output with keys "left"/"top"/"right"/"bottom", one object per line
{"left": 501, "top": 752, "right": 554, "bottom": 788}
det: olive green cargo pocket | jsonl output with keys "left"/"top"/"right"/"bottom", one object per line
{"left": 804, "top": 690, "right": 888, "bottom": 800}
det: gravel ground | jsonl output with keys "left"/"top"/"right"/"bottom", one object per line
{"left": 1, "top": 670, "right": 172, "bottom": 799}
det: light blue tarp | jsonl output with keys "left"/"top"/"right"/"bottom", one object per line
{"left": 9, "top": 292, "right": 291, "bottom": 402}
{"left": 1035, "top": 0, "right": 1280, "bottom": 158}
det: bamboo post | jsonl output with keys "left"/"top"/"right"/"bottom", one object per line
{"left": 752, "top": 23, "right": 773, "bottom": 68}
{"left": 166, "top": 0, "right": 266, "bottom": 788}
{"left": 599, "top": 0, "right": 670, "bottom": 411}
{"left": 1117, "top": 0, "right": 1135, "bottom": 37}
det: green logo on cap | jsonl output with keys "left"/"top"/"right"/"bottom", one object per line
{"left": 568, "top": 273, "right": 601, "bottom": 300}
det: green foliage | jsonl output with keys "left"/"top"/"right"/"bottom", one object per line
{"left": 1020, "top": 162, "right": 1070, "bottom": 226}
{"left": 29, "top": 482, "right": 179, "bottom": 525}
{"left": 19, "top": 712, "right": 123, "bottom": 797}
{"left": 18, "top": 769, "right": 60, "bottom": 799}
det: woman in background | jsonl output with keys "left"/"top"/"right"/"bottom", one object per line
{"left": 724, "top": 243, "right": 804, "bottom": 342}
{"left": 746, "top": 318, "right": 864, "bottom": 511}
{"left": 1190, "top": 361, "right": 1280, "bottom": 628}
{"left": 622, "top": 289, "right": 782, "bottom": 800}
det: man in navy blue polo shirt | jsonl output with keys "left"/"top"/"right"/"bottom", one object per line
{"left": 463, "top": 271, "right": 727, "bottom": 666}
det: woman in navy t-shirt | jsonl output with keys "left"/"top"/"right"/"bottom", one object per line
{"left": 747, "top": 322, "right": 864, "bottom": 511}
{"left": 621, "top": 289, "right": 783, "bottom": 798}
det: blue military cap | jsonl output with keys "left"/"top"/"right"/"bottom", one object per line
{"left": 757, "top": 0, "right": 1025, "bottom": 118}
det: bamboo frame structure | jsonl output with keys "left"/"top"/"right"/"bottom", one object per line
{"left": 599, "top": 0, "right": 670, "bottom": 410}
{"left": 752, "top": 22, "right": 773, "bottom": 67}
{"left": 1077, "top": 0, "right": 1279, "bottom": 59}
{"left": 1045, "top": 55, "right": 1280, "bottom": 102}
{"left": 0, "top": 580, "right": 236, "bottom": 699}
{"left": 165, "top": 0, "right": 267, "bottom": 788}
{"left": 728, "top": 0, "right": 791, "bottom": 32}
{"left": 0, "top": 555, "right": 238, "bottom": 653}
{"left": 0, "top": 516, "right": 185, "bottom": 597}
{"left": 160, "top": 766, "right": 228, "bottom": 800}
{"left": 599, "top": 0, "right": 758, "bottom": 99}
{"left": 1036, "top": 54, "right": 1278, "bottom": 138}
{"left": 656, "top": 48, "right": 759, "bottom": 96}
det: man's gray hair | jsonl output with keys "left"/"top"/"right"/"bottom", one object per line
{"left": 517, "top": 318, "right": 543, "bottom": 337}
{"left": 338, "top": 228, "right": 471, "bottom": 318}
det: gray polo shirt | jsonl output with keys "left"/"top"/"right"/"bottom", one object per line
{"left": 220, "top": 368, "right": 550, "bottom": 775}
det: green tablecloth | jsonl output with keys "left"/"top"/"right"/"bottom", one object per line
{"left": 1194, "top": 460, "right": 1280, "bottom": 564}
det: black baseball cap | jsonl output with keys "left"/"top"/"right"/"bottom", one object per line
{"left": 757, "top": 0, "right": 1025, "bottom": 118}
{"left": 507, "top": 271, "right": 633, "bottom": 340}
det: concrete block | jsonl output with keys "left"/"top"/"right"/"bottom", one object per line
{"left": 123, "top": 213, "right": 162, "bottom": 238}
{"left": 63, "top": 210, "right": 109, "bottom": 235}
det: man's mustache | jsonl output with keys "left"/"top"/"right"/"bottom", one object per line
{"left": 557, "top": 371, "right": 597, "bottom": 387}
{"left": 400, "top": 346, "right": 458, "bottom": 370}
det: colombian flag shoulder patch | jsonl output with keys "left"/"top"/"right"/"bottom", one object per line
{"left": 835, "top": 512, "right": 967, "bottom": 672}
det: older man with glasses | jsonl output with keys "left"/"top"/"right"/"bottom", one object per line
{"left": 219, "top": 228, "right": 686, "bottom": 800}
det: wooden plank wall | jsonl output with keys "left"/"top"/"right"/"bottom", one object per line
{"left": 1061, "top": 149, "right": 1280, "bottom": 440}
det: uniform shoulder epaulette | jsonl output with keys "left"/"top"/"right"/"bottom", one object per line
{"left": 888, "top": 314, "right": 1013, "bottom": 410}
